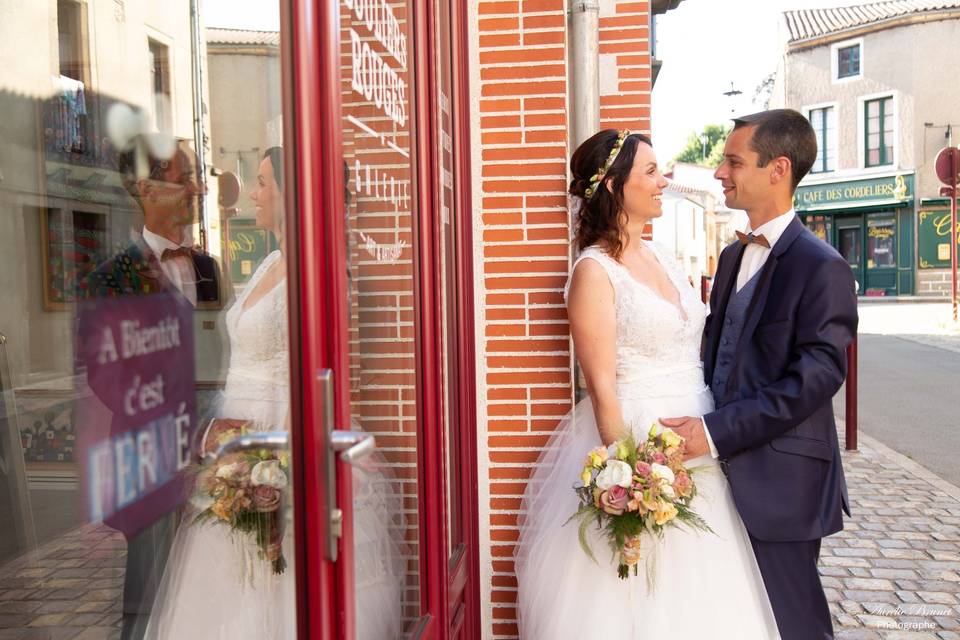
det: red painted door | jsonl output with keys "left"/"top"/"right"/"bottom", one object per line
{"left": 307, "top": 1, "right": 480, "bottom": 638}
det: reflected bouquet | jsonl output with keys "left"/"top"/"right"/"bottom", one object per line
{"left": 192, "top": 430, "right": 290, "bottom": 575}
{"left": 567, "top": 425, "right": 712, "bottom": 581}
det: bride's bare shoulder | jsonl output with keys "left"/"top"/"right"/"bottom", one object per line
{"left": 567, "top": 251, "right": 615, "bottom": 306}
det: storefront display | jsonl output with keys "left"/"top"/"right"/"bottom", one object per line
{"left": 795, "top": 173, "right": 915, "bottom": 295}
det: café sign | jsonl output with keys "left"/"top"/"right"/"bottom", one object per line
{"left": 794, "top": 174, "right": 913, "bottom": 211}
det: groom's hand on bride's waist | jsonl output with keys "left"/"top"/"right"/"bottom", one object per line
{"left": 659, "top": 417, "right": 711, "bottom": 460}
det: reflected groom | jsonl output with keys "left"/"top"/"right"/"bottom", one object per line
{"left": 83, "top": 138, "right": 226, "bottom": 640}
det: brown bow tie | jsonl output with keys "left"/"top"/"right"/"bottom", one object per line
{"left": 736, "top": 230, "right": 771, "bottom": 249}
{"left": 161, "top": 246, "right": 193, "bottom": 261}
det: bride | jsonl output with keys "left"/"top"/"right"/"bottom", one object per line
{"left": 515, "top": 130, "right": 780, "bottom": 638}
{"left": 145, "top": 147, "right": 294, "bottom": 639}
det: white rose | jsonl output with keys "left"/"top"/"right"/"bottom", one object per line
{"left": 650, "top": 463, "right": 675, "bottom": 486}
{"left": 660, "top": 484, "right": 676, "bottom": 500}
{"left": 250, "top": 460, "right": 288, "bottom": 489}
{"left": 215, "top": 462, "right": 246, "bottom": 480}
{"left": 595, "top": 460, "right": 633, "bottom": 490}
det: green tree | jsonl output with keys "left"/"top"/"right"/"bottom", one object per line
{"left": 672, "top": 124, "right": 731, "bottom": 168}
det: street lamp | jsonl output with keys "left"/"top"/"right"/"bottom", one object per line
{"left": 723, "top": 81, "right": 742, "bottom": 114}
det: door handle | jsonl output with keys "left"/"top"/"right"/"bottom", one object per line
{"left": 319, "top": 369, "right": 376, "bottom": 561}
{"left": 206, "top": 431, "right": 289, "bottom": 462}
{"left": 330, "top": 430, "right": 375, "bottom": 463}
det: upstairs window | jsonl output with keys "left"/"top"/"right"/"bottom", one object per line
{"left": 808, "top": 106, "right": 836, "bottom": 173}
{"left": 832, "top": 38, "right": 863, "bottom": 82}
{"left": 837, "top": 44, "right": 861, "bottom": 79}
{"left": 865, "top": 97, "right": 894, "bottom": 167}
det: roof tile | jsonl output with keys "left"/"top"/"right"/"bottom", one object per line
{"left": 784, "top": 0, "right": 960, "bottom": 42}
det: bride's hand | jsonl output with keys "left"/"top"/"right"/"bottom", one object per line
{"left": 203, "top": 418, "right": 248, "bottom": 455}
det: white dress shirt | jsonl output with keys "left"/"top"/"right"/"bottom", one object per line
{"left": 701, "top": 209, "right": 797, "bottom": 457}
{"left": 142, "top": 227, "right": 197, "bottom": 306}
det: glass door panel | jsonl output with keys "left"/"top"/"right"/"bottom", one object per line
{"left": 837, "top": 216, "right": 864, "bottom": 294}
{"left": 0, "top": 2, "right": 299, "bottom": 638}
{"left": 340, "top": 0, "right": 419, "bottom": 635}
{"left": 866, "top": 215, "right": 897, "bottom": 295}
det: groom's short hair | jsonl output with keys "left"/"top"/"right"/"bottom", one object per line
{"left": 733, "top": 109, "right": 817, "bottom": 192}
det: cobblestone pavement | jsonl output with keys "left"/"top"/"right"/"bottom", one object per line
{"left": 0, "top": 524, "right": 124, "bottom": 640}
{"left": 829, "top": 424, "right": 960, "bottom": 639}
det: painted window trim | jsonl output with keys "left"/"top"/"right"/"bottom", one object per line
{"left": 831, "top": 37, "right": 864, "bottom": 84}
{"left": 857, "top": 90, "right": 898, "bottom": 171}
{"left": 803, "top": 100, "right": 839, "bottom": 174}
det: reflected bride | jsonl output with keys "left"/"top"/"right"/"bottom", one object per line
{"left": 145, "top": 149, "right": 294, "bottom": 639}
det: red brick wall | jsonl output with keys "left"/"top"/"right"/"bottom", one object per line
{"left": 473, "top": 1, "right": 653, "bottom": 637}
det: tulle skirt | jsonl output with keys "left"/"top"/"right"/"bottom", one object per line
{"left": 515, "top": 387, "right": 780, "bottom": 639}
{"left": 143, "top": 514, "right": 296, "bottom": 640}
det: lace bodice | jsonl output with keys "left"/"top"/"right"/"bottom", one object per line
{"left": 564, "top": 242, "right": 708, "bottom": 398}
{"left": 221, "top": 250, "right": 289, "bottom": 429}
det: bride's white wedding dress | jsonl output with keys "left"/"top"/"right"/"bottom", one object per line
{"left": 145, "top": 250, "right": 295, "bottom": 639}
{"left": 515, "top": 242, "right": 780, "bottom": 639}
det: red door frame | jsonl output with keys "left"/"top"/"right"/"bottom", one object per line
{"left": 423, "top": 0, "right": 482, "bottom": 636}
{"left": 449, "top": 0, "right": 482, "bottom": 634}
{"left": 288, "top": 0, "right": 481, "bottom": 637}
{"left": 285, "top": 0, "right": 345, "bottom": 637}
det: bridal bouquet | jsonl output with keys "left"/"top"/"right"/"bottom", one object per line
{"left": 568, "top": 424, "right": 712, "bottom": 581}
{"left": 191, "top": 432, "right": 289, "bottom": 575}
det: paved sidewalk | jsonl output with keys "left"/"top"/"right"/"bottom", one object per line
{"left": 827, "top": 423, "right": 960, "bottom": 638}
{"left": 0, "top": 525, "right": 124, "bottom": 640}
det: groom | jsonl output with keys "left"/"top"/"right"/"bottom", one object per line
{"left": 662, "top": 109, "right": 857, "bottom": 640}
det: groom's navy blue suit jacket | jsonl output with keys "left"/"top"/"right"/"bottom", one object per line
{"left": 702, "top": 216, "right": 857, "bottom": 543}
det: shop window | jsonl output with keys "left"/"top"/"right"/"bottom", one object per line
{"left": 148, "top": 39, "right": 172, "bottom": 133}
{"left": 808, "top": 106, "right": 836, "bottom": 173}
{"left": 867, "top": 218, "right": 896, "bottom": 268}
{"left": 865, "top": 97, "right": 893, "bottom": 167}
{"left": 804, "top": 215, "right": 830, "bottom": 243}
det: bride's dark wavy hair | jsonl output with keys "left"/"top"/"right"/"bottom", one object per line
{"left": 570, "top": 130, "right": 653, "bottom": 260}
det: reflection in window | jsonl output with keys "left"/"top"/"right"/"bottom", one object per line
{"left": 57, "top": 0, "right": 88, "bottom": 83}
{"left": 149, "top": 39, "right": 172, "bottom": 133}
{"left": 341, "top": 0, "right": 418, "bottom": 633}
{"left": 0, "top": 0, "right": 297, "bottom": 636}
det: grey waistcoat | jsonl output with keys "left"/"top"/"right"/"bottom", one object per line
{"left": 710, "top": 267, "right": 763, "bottom": 406}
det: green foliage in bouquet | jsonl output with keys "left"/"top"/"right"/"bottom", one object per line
{"left": 565, "top": 425, "right": 714, "bottom": 584}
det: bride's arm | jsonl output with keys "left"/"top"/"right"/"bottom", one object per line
{"left": 567, "top": 258, "right": 624, "bottom": 446}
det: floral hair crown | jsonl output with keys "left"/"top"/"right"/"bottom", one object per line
{"left": 584, "top": 130, "right": 632, "bottom": 200}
